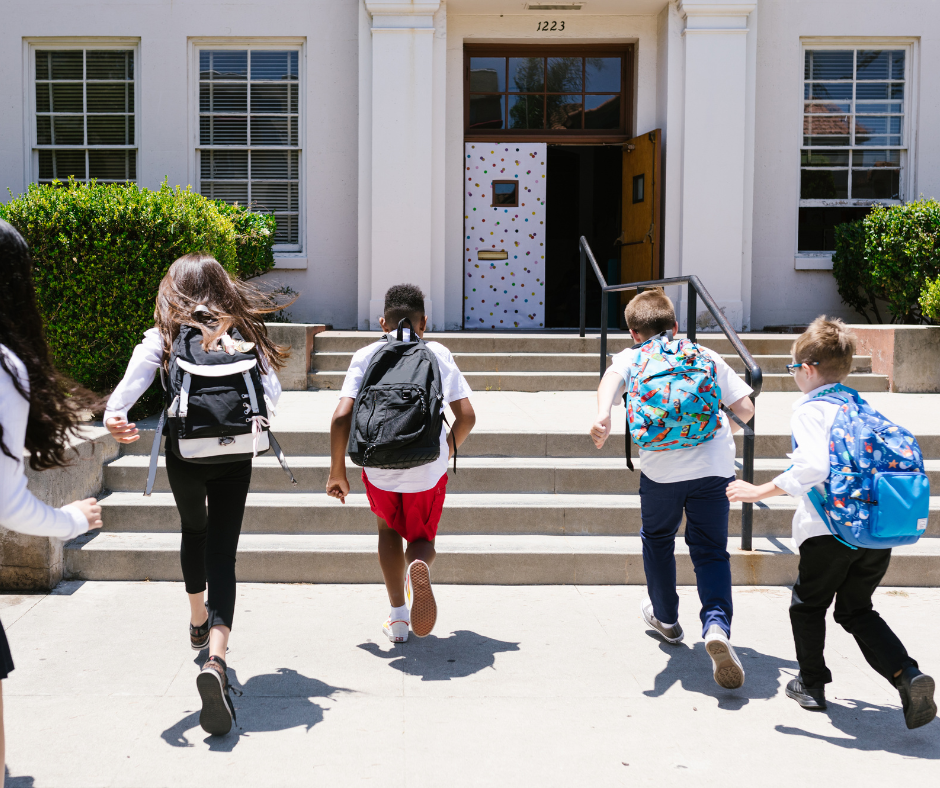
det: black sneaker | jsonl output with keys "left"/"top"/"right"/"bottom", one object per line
{"left": 785, "top": 675, "right": 827, "bottom": 711}
{"left": 197, "top": 655, "right": 239, "bottom": 735}
{"left": 895, "top": 666, "right": 937, "bottom": 730}
{"left": 190, "top": 612, "right": 210, "bottom": 651}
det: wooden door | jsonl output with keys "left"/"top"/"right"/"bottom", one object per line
{"left": 619, "top": 129, "right": 662, "bottom": 317}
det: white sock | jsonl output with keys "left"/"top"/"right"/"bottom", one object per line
{"left": 390, "top": 604, "right": 409, "bottom": 623}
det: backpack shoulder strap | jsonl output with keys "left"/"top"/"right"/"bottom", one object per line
{"left": 144, "top": 408, "right": 166, "bottom": 497}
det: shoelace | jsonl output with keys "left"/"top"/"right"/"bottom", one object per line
{"left": 250, "top": 415, "right": 270, "bottom": 457}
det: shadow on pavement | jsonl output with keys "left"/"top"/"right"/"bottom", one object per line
{"left": 643, "top": 635, "right": 799, "bottom": 709}
{"left": 357, "top": 629, "right": 520, "bottom": 681}
{"left": 5, "top": 766, "right": 35, "bottom": 787}
{"left": 161, "top": 667, "right": 352, "bottom": 751}
{"left": 776, "top": 698, "right": 940, "bottom": 757}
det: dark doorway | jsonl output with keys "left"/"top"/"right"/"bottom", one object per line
{"left": 544, "top": 145, "right": 622, "bottom": 328}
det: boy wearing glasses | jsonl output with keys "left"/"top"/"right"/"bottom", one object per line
{"left": 727, "top": 317, "right": 936, "bottom": 728}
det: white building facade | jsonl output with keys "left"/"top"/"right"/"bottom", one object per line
{"left": 0, "top": 0, "right": 933, "bottom": 331}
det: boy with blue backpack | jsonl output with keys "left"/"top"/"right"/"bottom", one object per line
{"left": 591, "top": 289, "right": 755, "bottom": 689}
{"left": 727, "top": 317, "right": 936, "bottom": 728}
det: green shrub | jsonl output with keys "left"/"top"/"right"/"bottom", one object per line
{"left": 832, "top": 199, "right": 940, "bottom": 324}
{"left": 213, "top": 200, "right": 276, "bottom": 279}
{"left": 0, "top": 180, "right": 276, "bottom": 418}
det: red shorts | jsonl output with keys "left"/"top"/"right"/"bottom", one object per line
{"left": 362, "top": 470, "right": 448, "bottom": 543}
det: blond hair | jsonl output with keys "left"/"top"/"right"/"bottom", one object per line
{"left": 792, "top": 316, "right": 856, "bottom": 383}
{"left": 623, "top": 289, "right": 677, "bottom": 339}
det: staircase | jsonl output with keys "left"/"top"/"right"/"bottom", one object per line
{"left": 66, "top": 332, "right": 940, "bottom": 586}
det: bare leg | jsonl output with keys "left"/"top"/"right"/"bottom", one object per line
{"left": 188, "top": 591, "right": 209, "bottom": 627}
{"left": 405, "top": 539, "right": 436, "bottom": 568}
{"left": 377, "top": 517, "right": 407, "bottom": 607}
{"left": 209, "top": 626, "right": 230, "bottom": 661}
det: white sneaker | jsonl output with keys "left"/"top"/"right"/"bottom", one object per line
{"left": 405, "top": 560, "right": 437, "bottom": 638}
{"left": 704, "top": 624, "right": 745, "bottom": 689}
{"left": 640, "top": 595, "right": 684, "bottom": 644}
{"left": 383, "top": 615, "right": 409, "bottom": 643}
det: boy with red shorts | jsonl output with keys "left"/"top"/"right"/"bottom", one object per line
{"left": 327, "top": 284, "right": 475, "bottom": 642}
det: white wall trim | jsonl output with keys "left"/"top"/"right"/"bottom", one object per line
{"left": 794, "top": 255, "right": 833, "bottom": 271}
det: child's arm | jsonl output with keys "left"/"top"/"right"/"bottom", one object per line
{"left": 591, "top": 369, "right": 626, "bottom": 449}
{"left": 725, "top": 395, "right": 755, "bottom": 434}
{"left": 726, "top": 480, "right": 785, "bottom": 503}
{"left": 446, "top": 397, "right": 476, "bottom": 457}
{"left": 104, "top": 328, "right": 163, "bottom": 444}
{"left": 327, "top": 397, "right": 354, "bottom": 503}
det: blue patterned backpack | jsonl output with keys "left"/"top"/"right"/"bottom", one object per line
{"left": 625, "top": 334, "right": 723, "bottom": 470}
{"left": 798, "top": 384, "right": 929, "bottom": 549}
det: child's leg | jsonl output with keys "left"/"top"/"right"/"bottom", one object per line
{"left": 203, "top": 459, "right": 252, "bottom": 659}
{"left": 405, "top": 539, "right": 436, "bottom": 567}
{"left": 832, "top": 547, "right": 917, "bottom": 684}
{"left": 377, "top": 516, "right": 408, "bottom": 607}
{"left": 790, "top": 536, "right": 852, "bottom": 687}
{"left": 683, "top": 475, "right": 733, "bottom": 637}
{"left": 638, "top": 475, "right": 686, "bottom": 625}
{"left": 166, "top": 451, "right": 212, "bottom": 626}
{"left": 1, "top": 680, "right": 5, "bottom": 784}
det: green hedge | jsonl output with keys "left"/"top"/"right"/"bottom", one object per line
{"left": 0, "top": 180, "right": 276, "bottom": 417}
{"left": 832, "top": 199, "right": 940, "bottom": 324}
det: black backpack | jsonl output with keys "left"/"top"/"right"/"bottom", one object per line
{"left": 144, "top": 322, "right": 295, "bottom": 495}
{"left": 347, "top": 319, "right": 455, "bottom": 471}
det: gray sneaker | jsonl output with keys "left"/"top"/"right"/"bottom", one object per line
{"left": 640, "top": 596, "right": 684, "bottom": 644}
{"left": 704, "top": 624, "right": 745, "bottom": 689}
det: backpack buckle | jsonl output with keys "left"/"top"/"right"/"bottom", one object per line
{"left": 218, "top": 436, "right": 235, "bottom": 446}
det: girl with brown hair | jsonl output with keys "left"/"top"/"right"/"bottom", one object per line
{"left": 104, "top": 252, "right": 291, "bottom": 736}
{"left": 0, "top": 219, "right": 103, "bottom": 778}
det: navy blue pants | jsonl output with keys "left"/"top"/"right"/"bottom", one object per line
{"left": 639, "top": 474, "right": 735, "bottom": 638}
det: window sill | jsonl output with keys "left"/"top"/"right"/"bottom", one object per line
{"left": 794, "top": 255, "right": 833, "bottom": 271}
{"left": 274, "top": 256, "right": 307, "bottom": 270}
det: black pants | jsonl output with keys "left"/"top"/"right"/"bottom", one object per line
{"left": 790, "top": 535, "right": 917, "bottom": 688}
{"left": 165, "top": 449, "right": 252, "bottom": 631}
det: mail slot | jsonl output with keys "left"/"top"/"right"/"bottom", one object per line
{"left": 478, "top": 249, "right": 509, "bottom": 261}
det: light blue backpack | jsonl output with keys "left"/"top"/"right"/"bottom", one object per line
{"left": 798, "top": 384, "right": 929, "bottom": 549}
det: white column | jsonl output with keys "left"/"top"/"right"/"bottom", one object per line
{"left": 363, "top": 1, "right": 442, "bottom": 330}
{"left": 677, "top": 0, "right": 756, "bottom": 331}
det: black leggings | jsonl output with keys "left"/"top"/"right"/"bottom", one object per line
{"left": 165, "top": 449, "right": 252, "bottom": 631}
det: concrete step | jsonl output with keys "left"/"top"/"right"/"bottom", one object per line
{"left": 310, "top": 351, "right": 873, "bottom": 375}
{"left": 64, "top": 531, "right": 940, "bottom": 586}
{"left": 308, "top": 370, "right": 888, "bottom": 393}
{"left": 104, "top": 455, "right": 940, "bottom": 495}
{"left": 95, "top": 490, "right": 940, "bottom": 538}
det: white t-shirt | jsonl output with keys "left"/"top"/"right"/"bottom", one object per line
{"left": 607, "top": 344, "right": 753, "bottom": 484}
{"left": 340, "top": 334, "right": 472, "bottom": 493}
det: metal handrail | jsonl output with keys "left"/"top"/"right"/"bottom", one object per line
{"left": 579, "top": 235, "right": 763, "bottom": 550}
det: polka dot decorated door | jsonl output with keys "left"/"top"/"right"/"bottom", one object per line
{"left": 464, "top": 142, "right": 546, "bottom": 329}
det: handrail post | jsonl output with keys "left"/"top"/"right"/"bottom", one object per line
{"left": 579, "top": 242, "right": 587, "bottom": 338}
{"left": 599, "top": 290, "right": 608, "bottom": 379}
{"left": 686, "top": 282, "right": 697, "bottom": 342}
{"left": 741, "top": 373, "right": 756, "bottom": 552}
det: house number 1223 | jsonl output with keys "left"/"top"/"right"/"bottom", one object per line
{"left": 537, "top": 21, "right": 565, "bottom": 31}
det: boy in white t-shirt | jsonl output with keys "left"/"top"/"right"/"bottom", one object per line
{"left": 590, "top": 289, "right": 755, "bottom": 689}
{"left": 327, "top": 284, "right": 475, "bottom": 643}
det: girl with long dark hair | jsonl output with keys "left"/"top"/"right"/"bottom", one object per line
{"left": 104, "top": 252, "right": 290, "bottom": 736}
{"left": 0, "top": 219, "right": 103, "bottom": 777}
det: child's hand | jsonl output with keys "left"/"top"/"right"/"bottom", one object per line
{"left": 106, "top": 417, "right": 139, "bottom": 444}
{"left": 326, "top": 474, "right": 350, "bottom": 504}
{"left": 590, "top": 414, "right": 611, "bottom": 449}
{"left": 726, "top": 480, "right": 762, "bottom": 503}
{"left": 70, "top": 497, "right": 103, "bottom": 531}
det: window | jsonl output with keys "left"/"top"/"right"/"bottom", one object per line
{"left": 799, "top": 47, "right": 908, "bottom": 253}
{"left": 196, "top": 47, "right": 302, "bottom": 250}
{"left": 465, "top": 46, "right": 632, "bottom": 138}
{"left": 492, "top": 181, "right": 518, "bottom": 207}
{"left": 33, "top": 47, "right": 136, "bottom": 183}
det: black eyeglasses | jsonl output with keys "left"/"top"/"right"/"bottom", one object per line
{"left": 786, "top": 361, "right": 819, "bottom": 376}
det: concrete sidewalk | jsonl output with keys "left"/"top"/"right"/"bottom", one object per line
{"left": 2, "top": 582, "right": 938, "bottom": 787}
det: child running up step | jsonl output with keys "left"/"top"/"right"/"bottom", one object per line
{"left": 327, "top": 284, "right": 475, "bottom": 643}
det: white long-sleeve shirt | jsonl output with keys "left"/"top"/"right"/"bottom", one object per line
{"left": 771, "top": 383, "right": 844, "bottom": 548}
{"left": 103, "top": 327, "right": 282, "bottom": 423}
{"left": 0, "top": 344, "right": 88, "bottom": 540}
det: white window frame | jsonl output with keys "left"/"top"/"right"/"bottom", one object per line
{"left": 24, "top": 38, "right": 141, "bottom": 187}
{"left": 190, "top": 39, "right": 306, "bottom": 264}
{"left": 795, "top": 38, "right": 918, "bottom": 269}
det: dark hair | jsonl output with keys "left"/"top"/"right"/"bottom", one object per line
{"left": 0, "top": 220, "right": 103, "bottom": 470}
{"left": 384, "top": 283, "right": 426, "bottom": 329}
{"left": 155, "top": 252, "right": 294, "bottom": 373}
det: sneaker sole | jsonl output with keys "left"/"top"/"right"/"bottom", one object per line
{"left": 785, "top": 686, "right": 827, "bottom": 711}
{"left": 904, "top": 674, "right": 938, "bottom": 730}
{"left": 639, "top": 599, "right": 683, "bottom": 644}
{"left": 408, "top": 562, "right": 437, "bottom": 638}
{"left": 383, "top": 623, "right": 409, "bottom": 644}
{"left": 705, "top": 638, "right": 745, "bottom": 689}
{"left": 196, "top": 670, "right": 234, "bottom": 736}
